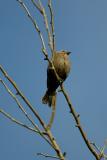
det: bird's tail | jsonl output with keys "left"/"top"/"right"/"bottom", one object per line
{"left": 42, "top": 91, "right": 56, "bottom": 107}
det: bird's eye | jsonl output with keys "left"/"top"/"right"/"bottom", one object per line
{"left": 66, "top": 51, "right": 71, "bottom": 55}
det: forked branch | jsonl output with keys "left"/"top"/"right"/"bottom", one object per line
{"left": 30, "top": 0, "right": 53, "bottom": 52}
{"left": 0, "top": 65, "right": 65, "bottom": 160}
{"left": 0, "top": 108, "right": 38, "bottom": 133}
{"left": 16, "top": 1, "right": 102, "bottom": 159}
{"left": 0, "top": 1, "right": 104, "bottom": 160}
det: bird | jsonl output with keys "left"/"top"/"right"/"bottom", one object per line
{"left": 42, "top": 50, "right": 71, "bottom": 107}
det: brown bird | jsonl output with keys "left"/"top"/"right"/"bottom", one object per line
{"left": 42, "top": 50, "right": 71, "bottom": 107}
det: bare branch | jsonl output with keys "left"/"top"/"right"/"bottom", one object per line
{"left": 2, "top": 1, "right": 100, "bottom": 159}
{"left": 17, "top": 0, "right": 48, "bottom": 60}
{"left": 0, "top": 108, "right": 37, "bottom": 133}
{"left": 48, "top": 0, "right": 55, "bottom": 53}
{"left": 38, "top": 0, "right": 53, "bottom": 51}
{"left": 37, "top": 152, "right": 60, "bottom": 159}
{"left": 0, "top": 65, "right": 47, "bottom": 129}
{"left": 91, "top": 142, "right": 102, "bottom": 153}
{"left": 0, "top": 79, "right": 53, "bottom": 147}
{"left": 0, "top": 65, "right": 65, "bottom": 160}
{"left": 47, "top": 102, "right": 56, "bottom": 130}
{"left": 17, "top": 0, "right": 60, "bottom": 74}
{"left": 0, "top": 79, "right": 37, "bottom": 126}
{"left": 31, "top": 0, "right": 43, "bottom": 14}
{"left": 60, "top": 84, "right": 101, "bottom": 160}
{"left": 31, "top": 0, "right": 53, "bottom": 52}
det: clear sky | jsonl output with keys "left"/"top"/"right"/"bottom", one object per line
{"left": 0, "top": 0, "right": 107, "bottom": 160}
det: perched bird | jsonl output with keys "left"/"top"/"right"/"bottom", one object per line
{"left": 42, "top": 50, "right": 71, "bottom": 107}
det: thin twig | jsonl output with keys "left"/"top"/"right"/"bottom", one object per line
{"left": 0, "top": 79, "right": 37, "bottom": 126}
{"left": 37, "top": 152, "right": 60, "bottom": 159}
{"left": 38, "top": 0, "right": 53, "bottom": 51}
{"left": 47, "top": 100, "right": 56, "bottom": 130}
{"left": 48, "top": 0, "right": 55, "bottom": 53}
{"left": 31, "top": 0, "right": 55, "bottom": 57}
{"left": 16, "top": 0, "right": 60, "bottom": 78}
{"left": 0, "top": 65, "right": 65, "bottom": 159}
{"left": 91, "top": 142, "right": 101, "bottom": 153}
{"left": 17, "top": 0, "right": 49, "bottom": 62}
{"left": 101, "top": 144, "right": 107, "bottom": 154}
{"left": 31, "top": 0, "right": 53, "bottom": 52}
{"left": 0, "top": 108, "right": 37, "bottom": 133}
{"left": 0, "top": 65, "right": 47, "bottom": 129}
{"left": 0, "top": 79, "right": 52, "bottom": 147}
{"left": 31, "top": 0, "right": 43, "bottom": 14}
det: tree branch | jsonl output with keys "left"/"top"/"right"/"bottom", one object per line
{"left": 0, "top": 65, "right": 65, "bottom": 160}
{"left": 0, "top": 65, "right": 46, "bottom": 129}
{"left": 17, "top": 0, "right": 49, "bottom": 61}
{"left": 38, "top": 0, "right": 53, "bottom": 51}
{"left": 2, "top": 1, "right": 101, "bottom": 160}
{"left": 0, "top": 79, "right": 52, "bottom": 146}
{"left": 31, "top": 0, "right": 43, "bottom": 15}
{"left": 48, "top": 0, "right": 55, "bottom": 53}
{"left": 60, "top": 84, "right": 101, "bottom": 160}
{"left": 0, "top": 108, "right": 37, "bottom": 133}
{"left": 37, "top": 152, "right": 60, "bottom": 159}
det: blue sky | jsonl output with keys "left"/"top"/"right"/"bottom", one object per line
{"left": 0, "top": 0, "right": 107, "bottom": 160}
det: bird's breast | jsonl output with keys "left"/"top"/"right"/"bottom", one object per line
{"left": 53, "top": 55, "right": 71, "bottom": 80}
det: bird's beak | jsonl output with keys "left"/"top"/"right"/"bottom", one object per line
{"left": 66, "top": 51, "right": 71, "bottom": 55}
